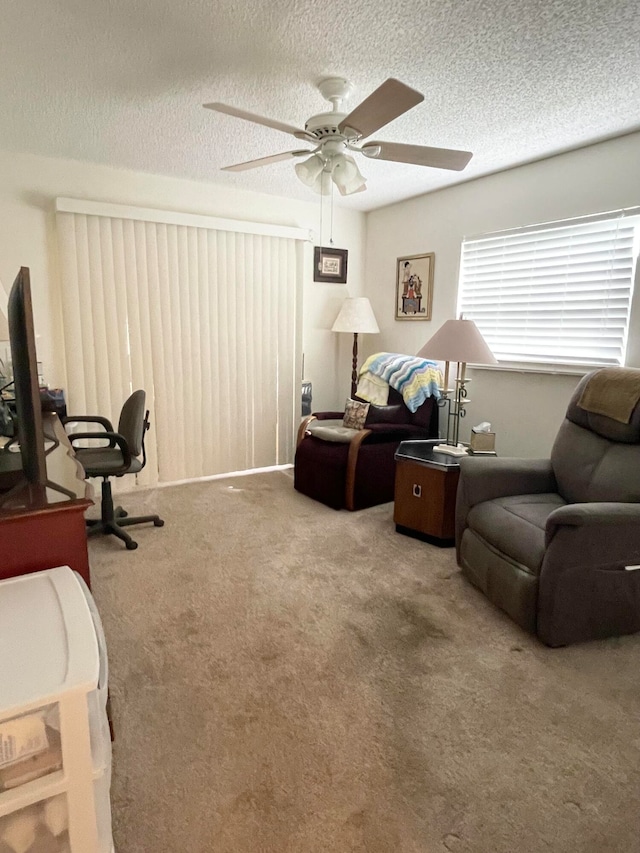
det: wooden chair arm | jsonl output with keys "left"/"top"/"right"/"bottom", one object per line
{"left": 296, "top": 415, "right": 318, "bottom": 448}
{"left": 345, "top": 429, "right": 373, "bottom": 511}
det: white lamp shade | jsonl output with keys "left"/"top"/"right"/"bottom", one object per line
{"left": 330, "top": 153, "right": 356, "bottom": 183}
{"left": 332, "top": 297, "right": 380, "bottom": 334}
{"left": 336, "top": 172, "right": 367, "bottom": 196}
{"left": 417, "top": 318, "right": 497, "bottom": 364}
{"left": 295, "top": 154, "right": 325, "bottom": 187}
{"left": 331, "top": 154, "right": 366, "bottom": 195}
{"left": 313, "top": 171, "right": 332, "bottom": 196}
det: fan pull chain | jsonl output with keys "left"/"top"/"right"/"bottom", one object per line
{"left": 329, "top": 179, "right": 334, "bottom": 245}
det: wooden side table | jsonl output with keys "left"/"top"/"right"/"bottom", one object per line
{"left": 394, "top": 440, "right": 461, "bottom": 546}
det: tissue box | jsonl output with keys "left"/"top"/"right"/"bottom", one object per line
{"left": 469, "top": 431, "right": 495, "bottom": 452}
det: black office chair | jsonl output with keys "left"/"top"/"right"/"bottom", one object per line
{"left": 63, "top": 390, "right": 164, "bottom": 550}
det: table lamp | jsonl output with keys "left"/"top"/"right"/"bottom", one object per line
{"left": 417, "top": 318, "right": 497, "bottom": 453}
{"left": 331, "top": 297, "right": 380, "bottom": 397}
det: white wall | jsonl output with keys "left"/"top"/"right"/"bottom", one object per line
{"left": 0, "top": 150, "right": 366, "bottom": 414}
{"left": 2, "top": 137, "right": 638, "bottom": 452}
{"left": 365, "top": 132, "right": 640, "bottom": 457}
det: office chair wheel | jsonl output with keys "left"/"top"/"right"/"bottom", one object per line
{"left": 125, "top": 540, "right": 138, "bottom": 550}
{"left": 115, "top": 507, "right": 128, "bottom": 518}
{"left": 154, "top": 519, "right": 165, "bottom": 527}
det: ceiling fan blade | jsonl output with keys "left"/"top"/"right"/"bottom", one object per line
{"left": 361, "top": 141, "right": 473, "bottom": 171}
{"left": 203, "top": 103, "right": 316, "bottom": 142}
{"left": 222, "top": 150, "right": 311, "bottom": 172}
{"left": 338, "top": 79, "right": 424, "bottom": 140}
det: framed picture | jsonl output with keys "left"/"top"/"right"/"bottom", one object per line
{"left": 395, "top": 253, "right": 434, "bottom": 320}
{"left": 314, "top": 246, "right": 348, "bottom": 283}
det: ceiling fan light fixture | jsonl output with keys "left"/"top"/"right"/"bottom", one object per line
{"left": 311, "top": 170, "right": 332, "bottom": 195}
{"left": 342, "top": 177, "right": 367, "bottom": 195}
{"left": 330, "top": 153, "right": 357, "bottom": 183}
{"left": 331, "top": 153, "right": 366, "bottom": 195}
{"left": 294, "top": 153, "right": 325, "bottom": 187}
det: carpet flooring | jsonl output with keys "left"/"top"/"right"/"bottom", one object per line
{"left": 88, "top": 470, "right": 640, "bottom": 853}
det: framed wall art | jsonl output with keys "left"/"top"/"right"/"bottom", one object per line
{"left": 314, "top": 246, "right": 348, "bottom": 283}
{"left": 395, "top": 253, "right": 434, "bottom": 320}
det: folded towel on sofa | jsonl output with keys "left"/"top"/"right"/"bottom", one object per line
{"left": 578, "top": 367, "right": 640, "bottom": 424}
{"left": 356, "top": 371, "right": 389, "bottom": 405}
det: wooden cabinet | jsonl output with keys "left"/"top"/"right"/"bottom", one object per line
{"left": 0, "top": 499, "right": 92, "bottom": 586}
{"left": 0, "top": 414, "right": 92, "bottom": 586}
{"left": 394, "top": 442, "right": 461, "bottom": 545}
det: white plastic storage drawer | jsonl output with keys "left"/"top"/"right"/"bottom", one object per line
{"left": 86, "top": 692, "right": 111, "bottom": 776}
{"left": 0, "top": 568, "right": 114, "bottom": 853}
{"left": 93, "top": 771, "right": 114, "bottom": 853}
{"left": 75, "top": 575, "right": 111, "bottom": 776}
{"left": 0, "top": 793, "right": 69, "bottom": 852}
{"left": 0, "top": 704, "right": 63, "bottom": 793}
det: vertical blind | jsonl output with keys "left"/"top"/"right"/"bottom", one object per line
{"left": 56, "top": 205, "right": 303, "bottom": 486}
{"left": 458, "top": 210, "right": 640, "bottom": 367}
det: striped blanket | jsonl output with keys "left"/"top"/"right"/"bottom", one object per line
{"left": 358, "top": 352, "right": 442, "bottom": 413}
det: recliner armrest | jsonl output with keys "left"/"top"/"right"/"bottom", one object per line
{"left": 546, "top": 502, "right": 640, "bottom": 542}
{"left": 313, "top": 411, "right": 346, "bottom": 420}
{"left": 538, "top": 501, "right": 640, "bottom": 645}
{"left": 458, "top": 457, "right": 556, "bottom": 508}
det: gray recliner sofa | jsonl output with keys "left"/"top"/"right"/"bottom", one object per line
{"left": 456, "top": 367, "right": 640, "bottom": 646}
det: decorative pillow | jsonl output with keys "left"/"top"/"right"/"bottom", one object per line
{"left": 365, "top": 404, "right": 405, "bottom": 426}
{"left": 342, "top": 398, "right": 370, "bottom": 430}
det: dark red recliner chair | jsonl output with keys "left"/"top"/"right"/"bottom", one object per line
{"left": 294, "top": 388, "right": 439, "bottom": 510}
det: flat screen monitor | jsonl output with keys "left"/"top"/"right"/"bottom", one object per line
{"left": 8, "top": 267, "right": 47, "bottom": 486}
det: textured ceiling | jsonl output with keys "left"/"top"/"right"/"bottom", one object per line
{"left": 2, "top": 0, "right": 639, "bottom": 212}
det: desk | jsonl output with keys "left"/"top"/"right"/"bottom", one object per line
{"left": 0, "top": 413, "right": 92, "bottom": 585}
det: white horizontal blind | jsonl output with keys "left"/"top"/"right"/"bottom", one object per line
{"left": 458, "top": 211, "right": 640, "bottom": 367}
{"left": 56, "top": 208, "right": 303, "bottom": 486}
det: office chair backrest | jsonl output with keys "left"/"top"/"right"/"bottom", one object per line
{"left": 118, "top": 390, "right": 146, "bottom": 458}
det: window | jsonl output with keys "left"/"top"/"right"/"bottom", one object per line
{"left": 458, "top": 209, "right": 640, "bottom": 369}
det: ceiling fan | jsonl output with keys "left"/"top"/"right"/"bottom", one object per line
{"left": 203, "top": 78, "right": 473, "bottom": 196}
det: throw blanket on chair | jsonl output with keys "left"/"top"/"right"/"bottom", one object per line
{"left": 358, "top": 352, "right": 442, "bottom": 413}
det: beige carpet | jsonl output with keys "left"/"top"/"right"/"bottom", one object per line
{"left": 88, "top": 470, "right": 640, "bottom": 853}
